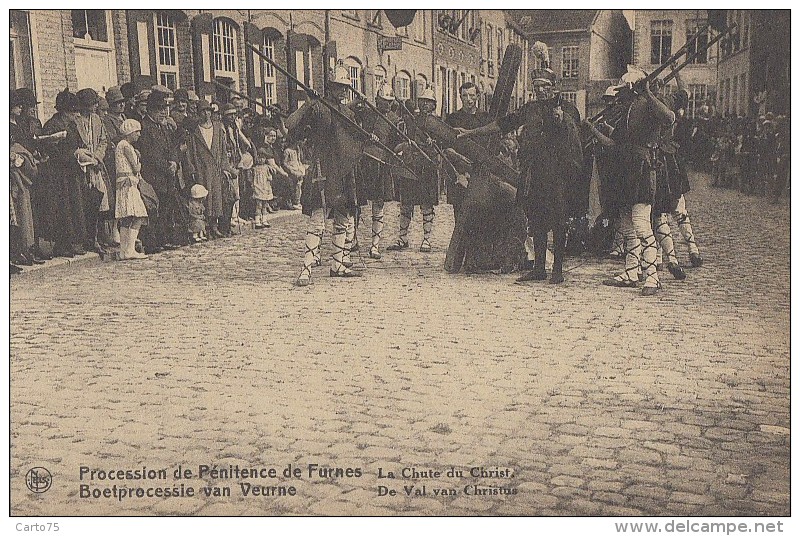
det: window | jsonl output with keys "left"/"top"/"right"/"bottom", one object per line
{"left": 395, "top": 71, "right": 411, "bottom": 101}
{"left": 687, "top": 84, "right": 707, "bottom": 119}
{"left": 561, "top": 91, "right": 577, "bottom": 104}
{"left": 486, "top": 24, "right": 494, "bottom": 77}
{"left": 344, "top": 57, "right": 363, "bottom": 95}
{"left": 413, "top": 11, "right": 426, "bottom": 43}
{"left": 262, "top": 34, "right": 277, "bottom": 106}
{"left": 650, "top": 20, "right": 673, "bottom": 65}
{"left": 155, "top": 12, "right": 179, "bottom": 90}
{"left": 685, "top": 20, "right": 708, "bottom": 64}
{"left": 72, "top": 10, "right": 108, "bottom": 41}
{"left": 213, "top": 19, "right": 238, "bottom": 79}
{"left": 374, "top": 66, "right": 387, "bottom": 94}
{"left": 562, "top": 46, "right": 579, "bottom": 79}
{"left": 342, "top": 10, "right": 359, "bottom": 20}
{"left": 497, "top": 28, "right": 504, "bottom": 66}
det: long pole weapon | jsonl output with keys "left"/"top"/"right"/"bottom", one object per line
{"left": 346, "top": 85, "right": 435, "bottom": 165}
{"left": 395, "top": 98, "right": 461, "bottom": 180}
{"left": 246, "top": 42, "right": 421, "bottom": 180}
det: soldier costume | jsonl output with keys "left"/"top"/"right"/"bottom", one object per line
{"left": 353, "top": 82, "right": 401, "bottom": 259}
{"left": 386, "top": 87, "right": 440, "bottom": 254}
{"left": 284, "top": 65, "right": 370, "bottom": 286}
{"left": 599, "top": 66, "right": 676, "bottom": 296}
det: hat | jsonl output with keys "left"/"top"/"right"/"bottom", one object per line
{"left": 174, "top": 88, "right": 189, "bottom": 102}
{"left": 147, "top": 91, "right": 169, "bottom": 109}
{"left": 55, "top": 89, "right": 79, "bottom": 112}
{"left": 135, "top": 90, "right": 152, "bottom": 104}
{"left": 418, "top": 87, "right": 437, "bottom": 102}
{"left": 14, "top": 88, "right": 39, "bottom": 106}
{"left": 328, "top": 64, "right": 352, "bottom": 87}
{"left": 105, "top": 86, "right": 125, "bottom": 104}
{"left": 376, "top": 82, "right": 395, "bottom": 101}
{"left": 120, "top": 82, "right": 137, "bottom": 100}
{"left": 186, "top": 90, "right": 200, "bottom": 102}
{"left": 221, "top": 103, "right": 238, "bottom": 116}
{"left": 120, "top": 118, "right": 142, "bottom": 136}
{"left": 196, "top": 99, "right": 212, "bottom": 112}
{"left": 76, "top": 88, "right": 100, "bottom": 109}
{"left": 620, "top": 65, "right": 648, "bottom": 87}
{"left": 190, "top": 184, "right": 209, "bottom": 199}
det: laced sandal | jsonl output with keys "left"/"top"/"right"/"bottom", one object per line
{"left": 386, "top": 239, "right": 409, "bottom": 251}
{"left": 667, "top": 262, "right": 687, "bottom": 280}
{"left": 369, "top": 246, "right": 382, "bottom": 259}
{"left": 295, "top": 266, "right": 313, "bottom": 287}
{"left": 602, "top": 276, "right": 638, "bottom": 288}
{"left": 419, "top": 239, "right": 432, "bottom": 253}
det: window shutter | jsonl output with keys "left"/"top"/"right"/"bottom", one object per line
{"left": 191, "top": 13, "right": 214, "bottom": 95}
{"left": 127, "top": 10, "right": 157, "bottom": 79}
{"left": 244, "top": 22, "right": 264, "bottom": 109}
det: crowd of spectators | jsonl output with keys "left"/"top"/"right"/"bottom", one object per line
{"left": 10, "top": 84, "right": 307, "bottom": 274}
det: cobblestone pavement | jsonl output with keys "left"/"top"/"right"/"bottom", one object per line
{"left": 10, "top": 171, "right": 789, "bottom": 516}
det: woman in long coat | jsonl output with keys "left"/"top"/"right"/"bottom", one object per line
{"left": 183, "top": 100, "right": 234, "bottom": 238}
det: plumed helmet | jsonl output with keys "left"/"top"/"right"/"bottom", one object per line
{"left": 532, "top": 68, "right": 556, "bottom": 86}
{"left": 418, "top": 86, "right": 437, "bottom": 102}
{"left": 376, "top": 82, "right": 395, "bottom": 101}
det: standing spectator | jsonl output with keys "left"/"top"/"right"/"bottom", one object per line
{"left": 40, "top": 89, "right": 82, "bottom": 257}
{"left": 187, "top": 184, "right": 208, "bottom": 242}
{"left": 282, "top": 135, "right": 307, "bottom": 210}
{"left": 220, "top": 103, "right": 248, "bottom": 230}
{"left": 171, "top": 88, "right": 190, "bottom": 130}
{"left": 69, "top": 88, "right": 111, "bottom": 253}
{"left": 183, "top": 99, "right": 234, "bottom": 238}
{"left": 136, "top": 91, "right": 181, "bottom": 253}
{"left": 10, "top": 130, "right": 42, "bottom": 266}
{"left": 101, "top": 86, "right": 128, "bottom": 247}
{"left": 252, "top": 147, "right": 275, "bottom": 229}
{"left": 114, "top": 119, "right": 149, "bottom": 260}
{"left": 262, "top": 127, "right": 290, "bottom": 208}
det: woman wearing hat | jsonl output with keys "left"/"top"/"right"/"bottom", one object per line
{"left": 38, "top": 89, "right": 85, "bottom": 257}
{"left": 66, "top": 87, "right": 113, "bottom": 253}
{"left": 183, "top": 98, "right": 235, "bottom": 238}
{"left": 114, "top": 119, "right": 149, "bottom": 259}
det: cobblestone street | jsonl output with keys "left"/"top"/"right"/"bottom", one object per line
{"left": 10, "top": 171, "right": 790, "bottom": 516}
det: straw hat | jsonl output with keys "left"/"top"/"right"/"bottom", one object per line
{"left": 190, "top": 184, "right": 209, "bottom": 199}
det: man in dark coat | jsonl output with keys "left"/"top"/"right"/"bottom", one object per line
{"left": 456, "top": 68, "right": 583, "bottom": 284}
{"left": 136, "top": 91, "right": 181, "bottom": 252}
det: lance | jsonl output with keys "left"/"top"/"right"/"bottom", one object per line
{"left": 212, "top": 80, "right": 288, "bottom": 117}
{"left": 395, "top": 98, "right": 461, "bottom": 180}
{"left": 346, "top": 86, "right": 435, "bottom": 165}
{"left": 245, "top": 42, "right": 421, "bottom": 180}
{"left": 591, "top": 22, "right": 730, "bottom": 124}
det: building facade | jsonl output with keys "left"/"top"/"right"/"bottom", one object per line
{"left": 510, "top": 10, "right": 630, "bottom": 119}
{"left": 632, "top": 10, "right": 719, "bottom": 119}
{"left": 715, "top": 10, "right": 789, "bottom": 118}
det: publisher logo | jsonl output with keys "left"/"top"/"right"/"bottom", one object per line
{"left": 26, "top": 467, "right": 52, "bottom": 493}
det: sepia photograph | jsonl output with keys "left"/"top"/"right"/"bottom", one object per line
{"left": 6, "top": 3, "right": 792, "bottom": 529}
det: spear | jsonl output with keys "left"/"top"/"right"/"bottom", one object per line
{"left": 245, "top": 42, "right": 420, "bottom": 180}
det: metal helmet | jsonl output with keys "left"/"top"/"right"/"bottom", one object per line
{"left": 329, "top": 64, "right": 352, "bottom": 87}
{"left": 376, "top": 82, "right": 395, "bottom": 101}
{"left": 619, "top": 65, "right": 647, "bottom": 87}
{"left": 418, "top": 86, "right": 437, "bottom": 103}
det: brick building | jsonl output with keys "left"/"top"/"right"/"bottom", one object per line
{"left": 510, "top": 10, "right": 631, "bottom": 120}
{"left": 630, "top": 10, "right": 719, "bottom": 119}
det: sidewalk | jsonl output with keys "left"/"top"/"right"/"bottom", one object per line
{"left": 10, "top": 208, "right": 304, "bottom": 276}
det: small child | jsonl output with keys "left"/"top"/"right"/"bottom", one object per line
{"left": 188, "top": 184, "right": 208, "bottom": 242}
{"left": 252, "top": 147, "right": 274, "bottom": 229}
{"left": 283, "top": 137, "right": 308, "bottom": 210}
